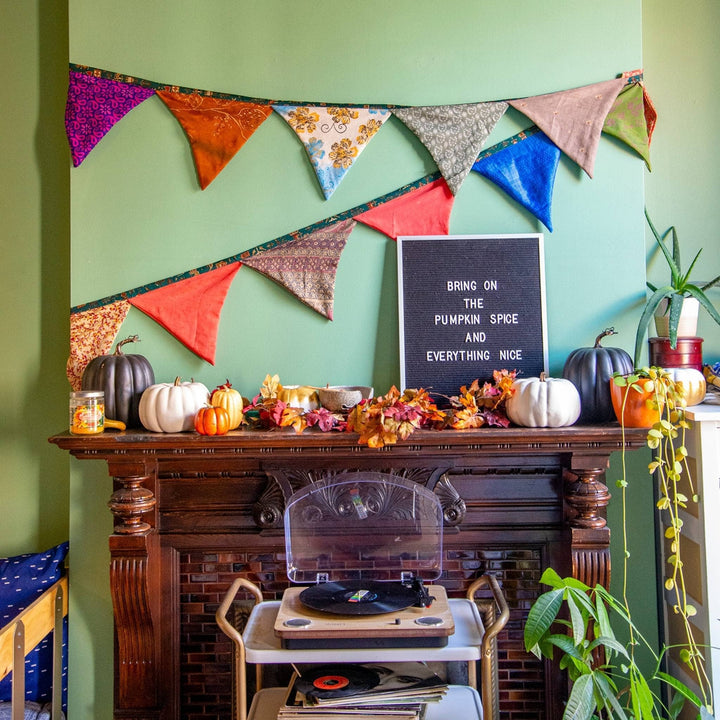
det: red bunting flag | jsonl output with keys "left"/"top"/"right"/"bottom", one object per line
{"left": 129, "top": 262, "right": 242, "bottom": 364}
{"left": 355, "top": 178, "right": 454, "bottom": 239}
{"left": 156, "top": 91, "right": 273, "bottom": 189}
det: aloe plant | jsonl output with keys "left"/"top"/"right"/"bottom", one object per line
{"left": 634, "top": 210, "right": 720, "bottom": 367}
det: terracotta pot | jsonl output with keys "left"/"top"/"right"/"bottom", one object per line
{"left": 609, "top": 377, "right": 664, "bottom": 428}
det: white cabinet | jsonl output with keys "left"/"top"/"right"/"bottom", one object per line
{"left": 217, "top": 577, "right": 508, "bottom": 720}
{"left": 660, "top": 404, "right": 720, "bottom": 703}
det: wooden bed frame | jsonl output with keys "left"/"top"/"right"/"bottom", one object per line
{"left": 0, "top": 576, "right": 68, "bottom": 720}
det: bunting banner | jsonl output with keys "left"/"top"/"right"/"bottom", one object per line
{"left": 128, "top": 261, "right": 241, "bottom": 364}
{"left": 67, "top": 300, "right": 130, "bottom": 388}
{"left": 508, "top": 77, "right": 626, "bottom": 178}
{"left": 355, "top": 178, "right": 454, "bottom": 239}
{"left": 472, "top": 129, "right": 560, "bottom": 231}
{"left": 64, "top": 64, "right": 653, "bottom": 200}
{"left": 65, "top": 66, "right": 657, "bottom": 371}
{"left": 65, "top": 70, "right": 156, "bottom": 167}
{"left": 273, "top": 105, "right": 391, "bottom": 199}
{"left": 241, "top": 219, "right": 356, "bottom": 318}
{"left": 391, "top": 101, "right": 508, "bottom": 195}
{"left": 156, "top": 91, "right": 274, "bottom": 189}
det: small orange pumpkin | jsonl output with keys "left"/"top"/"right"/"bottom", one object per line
{"left": 194, "top": 405, "right": 230, "bottom": 436}
{"left": 609, "top": 376, "right": 664, "bottom": 428}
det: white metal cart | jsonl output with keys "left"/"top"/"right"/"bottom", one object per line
{"left": 216, "top": 473, "right": 509, "bottom": 720}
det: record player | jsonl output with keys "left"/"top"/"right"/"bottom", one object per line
{"left": 274, "top": 472, "right": 455, "bottom": 649}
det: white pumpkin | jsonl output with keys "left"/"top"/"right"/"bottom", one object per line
{"left": 506, "top": 372, "right": 581, "bottom": 428}
{"left": 665, "top": 367, "right": 707, "bottom": 407}
{"left": 139, "top": 377, "right": 210, "bottom": 432}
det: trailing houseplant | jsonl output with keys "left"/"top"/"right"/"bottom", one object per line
{"left": 634, "top": 210, "right": 720, "bottom": 367}
{"left": 525, "top": 367, "right": 714, "bottom": 719}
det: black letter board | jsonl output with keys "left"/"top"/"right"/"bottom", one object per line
{"left": 397, "top": 234, "right": 548, "bottom": 397}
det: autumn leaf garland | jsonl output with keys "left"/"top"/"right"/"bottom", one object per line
{"left": 242, "top": 370, "right": 517, "bottom": 447}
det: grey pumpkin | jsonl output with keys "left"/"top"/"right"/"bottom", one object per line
{"left": 81, "top": 335, "right": 155, "bottom": 428}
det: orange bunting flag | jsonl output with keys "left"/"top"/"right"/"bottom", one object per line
{"left": 129, "top": 262, "right": 242, "bottom": 364}
{"left": 67, "top": 300, "right": 131, "bottom": 389}
{"left": 355, "top": 178, "right": 455, "bottom": 240}
{"left": 241, "top": 219, "right": 356, "bottom": 319}
{"left": 157, "top": 91, "right": 273, "bottom": 189}
{"left": 509, "top": 78, "right": 626, "bottom": 178}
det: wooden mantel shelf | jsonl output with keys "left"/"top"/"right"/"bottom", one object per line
{"left": 50, "top": 424, "right": 647, "bottom": 720}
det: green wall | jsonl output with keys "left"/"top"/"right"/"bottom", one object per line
{"left": 2, "top": 1, "right": 719, "bottom": 718}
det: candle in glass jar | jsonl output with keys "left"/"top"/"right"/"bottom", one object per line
{"left": 69, "top": 390, "right": 105, "bottom": 434}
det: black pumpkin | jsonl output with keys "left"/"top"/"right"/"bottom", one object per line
{"left": 562, "top": 328, "right": 634, "bottom": 424}
{"left": 81, "top": 335, "right": 155, "bottom": 428}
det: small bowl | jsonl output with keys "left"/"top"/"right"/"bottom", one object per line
{"left": 318, "top": 386, "right": 373, "bottom": 412}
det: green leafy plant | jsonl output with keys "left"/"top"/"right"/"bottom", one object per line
{"left": 525, "top": 367, "right": 714, "bottom": 718}
{"left": 634, "top": 210, "right": 720, "bottom": 367}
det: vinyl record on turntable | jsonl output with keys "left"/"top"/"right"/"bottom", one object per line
{"left": 299, "top": 580, "right": 419, "bottom": 615}
{"left": 294, "top": 663, "right": 380, "bottom": 699}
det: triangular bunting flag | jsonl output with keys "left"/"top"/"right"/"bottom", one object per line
{"left": 242, "top": 219, "right": 356, "bottom": 319}
{"left": 67, "top": 300, "right": 131, "bottom": 389}
{"left": 391, "top": 102, "right": 508, "bottom": 195}
{"left": 156, "top": 91, "right": 273, "bottom": 189}
{"left": 65, "top": 70, "right": 156, "bottom": 167}
{"left": 355, "top": 178, "right": 455, "bottom": 239}
{"left": 128, "top": 262, "right": 242, "bottom": 364}
{"left": 620, "top": 69, "right": 657, "bottom": 145}
{"left": 602, "top": 83, "right": 651, "bottom": 169}
{"left": 508, "top": 78, "right": 625, "bottom": 178}
{"left": 472, "top": 131, "right": 560, "bottom": 231}
{"left": 272, "top": 105, "right": 390, "bottom": 199}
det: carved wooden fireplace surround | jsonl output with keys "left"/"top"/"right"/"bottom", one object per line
{"left": 50, "top": 425, "right": 646, "bottom": 720}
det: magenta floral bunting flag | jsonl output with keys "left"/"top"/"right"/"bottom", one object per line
{"left": 66, "top": 300, "right": 131, "bottom": 389}
{"left": 241, "top": 219, "right": 356, "bottom": 319}
{"left": 509, "top": 78, "right": 626, "bottom": 178}
{"left": 65, "top": 70, "right": 156, "bottom": 167}
{"left": 391, "top": 101, "right": 508, "bottom": 195}
{"left": 602, "top": 83, "right": 651, "bottom": 169}
{"left": 472, "top": 131, "right": 560, "bottom": 231}
{"left": 128, "top": 262, "right": 242, "bottom": 365}
{"left": 156, "top": 91, "right": 274, "bottom": 189}
{"left": 272, "top": 105, "right": 390, "bottom": 199}
{"left": 355, "top": 178, "right": 454, "bottom": 239}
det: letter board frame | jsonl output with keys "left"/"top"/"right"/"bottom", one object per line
{"left": 397, "top": 234, "right": 548, "bottom": 397}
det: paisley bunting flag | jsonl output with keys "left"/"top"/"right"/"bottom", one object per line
{"left": 355, "top": 178, "right": 454, "bottom": 239}
{"left": 156, "top": 91, "right": 273, "bottom": 189}
{"left": 241, "top": 219, "right": 356, "bottom": 319}
{"left": 391, "top": 101, "right": 508, "bottom": 195}
{"left": 66, "top": 300, "right": 131, "bottom": 389}
{"left": 65, "top": 70, "right": 156, "bottom": 167}
{"left": 272, "top": 105, "right": 390, "bottom": 199}
{"left": 472, "top": 130, "right": 560, "bottom": 232}
{"left": 128, "top": 262, "right": 242, "bottom": 364}
{"left": 602, "top": 82, "right": 652, "bottom": 169}
{"left": 508, "top": 78, "right": 626, "bottom": 178}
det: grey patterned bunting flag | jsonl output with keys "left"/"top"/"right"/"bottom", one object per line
{"left": 392, "top": 101, "right": 508, "bottom": 194}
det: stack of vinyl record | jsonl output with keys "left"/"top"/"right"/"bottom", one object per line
{"left": 277, "top": 662, "right": 448, "bottom": 719}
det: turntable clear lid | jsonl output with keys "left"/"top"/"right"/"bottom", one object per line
{"left": 284, "top": 472, "right": 444, "bottom": 584}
